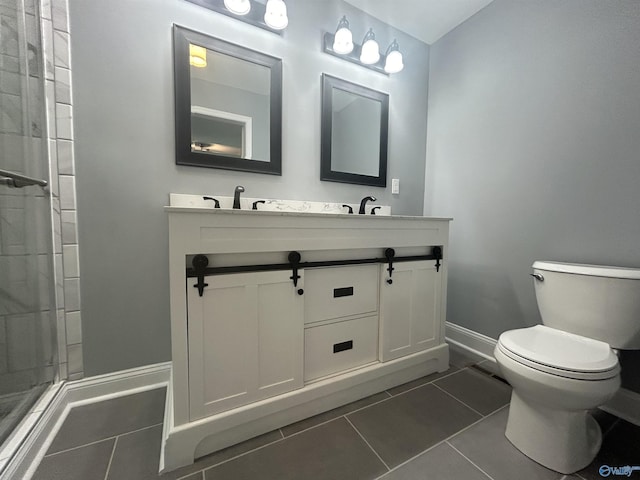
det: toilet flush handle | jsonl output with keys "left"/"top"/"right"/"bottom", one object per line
{"left": 530, "top": 273, "right": 544, "bottom": 282}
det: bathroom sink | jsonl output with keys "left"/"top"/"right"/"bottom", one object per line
{"left": 169, "top": 193, "right": 392, "bottom": 216}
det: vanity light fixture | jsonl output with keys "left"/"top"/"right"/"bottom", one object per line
{"left": 189, "top": 44, "right": 207, "bottom": 68}
{"left": 264, "top": 0, "right": 288, "bottom": 30}
{"left": 359, "top": 28, "right": 380, "bottom": 65}
{"left": 323, "top": 19, "right": 405, "bottom": 75}
{"left": 224, "top": 0, "right": 251, "bottom": 15}
{"left": 384, "top": 39, "right": 404, "bottom": 73}
{"left": 186, "top": 0, "right": 287, "bottom": 34}
{"left": 332, "top": 16, "right": 353, "bottom": 54}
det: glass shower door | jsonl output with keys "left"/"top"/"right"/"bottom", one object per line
{"left": 0, "top": 0, "right": 57, "bottom": 447}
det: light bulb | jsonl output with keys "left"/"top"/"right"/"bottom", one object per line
{"left": 359, "top": 29, "right": 380, "bottom": 65}
{"left": 264, "top": 0, "right": 288, "bottom": 30}
{"left": 224, "top": 0, "right": 250, "bottom": 16}
{"left": 332, "top": 16, "right": 353, "bottom": 54}
{"left": 384, "top": 40, "right": 404, "bottom": 73}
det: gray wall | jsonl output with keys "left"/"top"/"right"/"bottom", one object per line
{"left": 69, "top": 0, "right": 430, "bottom": 375}
{"left": 425, "top": 0, "right": 640, "bottom": 392}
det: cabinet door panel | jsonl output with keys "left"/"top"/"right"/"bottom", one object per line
{"left": 380, "top": 261, "right": 441, "bottom": 362}
{"left": 257, "top": 281, "right": 303, "bottom": 391}
{"left": 188, "top": 271, "right": 303, "bottom": 420}
{"left": 382, "top": 269, "right": 413, "bottom": 355}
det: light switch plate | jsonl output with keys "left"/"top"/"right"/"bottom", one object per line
{"left": 391, "top": 178, "right": 400, "bottom": 195}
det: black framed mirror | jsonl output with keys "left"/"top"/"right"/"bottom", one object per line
{"left": 320, "top": 74, "right": 389, "bottom": 187}
{"left": 173, "top": 25, "right": 282, "bottom": 175}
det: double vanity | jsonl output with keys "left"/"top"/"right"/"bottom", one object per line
{"left": 161, "top": 194, "right": 452, "bottom": 472}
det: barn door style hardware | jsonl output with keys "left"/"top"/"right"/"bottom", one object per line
{"left": 186, "top": 246, "right": 444, "bottom": 289}
{"left": 192, "top": 255, "right": 210, "bottom": 296}
{"left": 384, "top": 248, "right": 395, "bottom": 284}
{"left": 433, "top": 246, "right": 442, "bottom": 272}
{"left": 288, "top": 251, "right": 302, "bottom": 287}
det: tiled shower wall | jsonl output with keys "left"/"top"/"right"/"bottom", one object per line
{"left": 1, "top": 0, "right": 55, "bottom": 393}
{"left": 40, "top": 0, "right": 83, "bottom": 380}
{"left": 0, "top": 0, "right": 82, "bottom": 387}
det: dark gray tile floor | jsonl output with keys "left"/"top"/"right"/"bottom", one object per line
{"left": 30, "top": 345, "right": 640, "bottom": 480}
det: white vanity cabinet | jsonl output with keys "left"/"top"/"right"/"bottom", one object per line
{"left": 379, "top": 261, "right": 441, "bottom": 361}
{"left": 186, "top": 270, "right": 304, "bottom": 420}
{"left": 163, "top": 206, "right": 451, "bottom": 473}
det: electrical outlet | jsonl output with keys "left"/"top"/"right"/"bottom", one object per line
{"left": 391, "top": 178, "right": 400, "bottom": 195}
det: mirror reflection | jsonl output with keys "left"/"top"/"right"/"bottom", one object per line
{"left": 174, "top": 26, "right": 282, "bottom": 175}
{"left": 331, "top": 89, "right": 382, "bottom": 176}
{"left": 321, "top": 74, "right": 388, "bottom": 187}
{"left": 190, "top": 48, "right": 270, "bottom": 161}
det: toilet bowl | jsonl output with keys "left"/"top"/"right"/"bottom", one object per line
{"left": 494, "top": 261, "right": 640, "bottom": 474}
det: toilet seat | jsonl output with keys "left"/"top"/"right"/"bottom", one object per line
{"left": 498, "top": 325, "right": 619, "bottom": 381}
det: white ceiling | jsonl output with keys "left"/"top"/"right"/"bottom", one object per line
{"left": 344, "top": 0, "right": 495, "bottom": 45}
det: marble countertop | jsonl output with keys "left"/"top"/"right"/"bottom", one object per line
{"left": 165, "top": 205, "right": 452, "bottom": 222}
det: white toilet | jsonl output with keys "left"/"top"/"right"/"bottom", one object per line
{"left": 494, "top": 261, "right": 640, "bottom": 474}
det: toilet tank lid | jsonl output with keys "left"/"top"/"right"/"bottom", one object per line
{"left": 533, "top": 261, "right": 640, "bottom": 280}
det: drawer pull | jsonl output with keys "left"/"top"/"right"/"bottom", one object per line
{"left": 333, "top": 340, "right": 353, "bottom": 353}
{"left": 333, "top": 286, "right": 354, "bottom": 298}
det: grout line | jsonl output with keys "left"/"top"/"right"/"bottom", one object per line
{"left": 432, "top": 383, "right": 485, "bottom": 417}
{"left": 387, "top": 368, "right": 464, "bottom": 397}
{"left": 102, "top": 436, "right": 118, "bottom": 480}
{"left": 44, "top": 421, "right": 163, "bottom": 457}
{"left": 373, "top": 405, "right": 510, "bottom": 479}
{"left": 602, "top": 418, "right": 620, "bottom": 438}
{"left": 200, "top": 434, "right": 290, "bottom": 474}
{"left": 446, "top": 440, "right": 495, "bottom": 480}
{"left": 176, "top": 470, "right": 205, "bottom": 480}
{"left": 44, "top": 437, "right": 114, "bottom": 458}
{"left": 282, "top": 395, "right": 397, "bottom": 439}
{"left": 344, "top": 416, "right": 390, "bottom": 471}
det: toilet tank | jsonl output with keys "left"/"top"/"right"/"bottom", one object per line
{"left": 532, "top": 261, "right": 640, "bottom": 350}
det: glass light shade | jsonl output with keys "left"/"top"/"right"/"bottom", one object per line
{"left": 264, "top": 0, "right": 288, "bottom": 30}
{"left": 189, "top": 44, "right": 207, "bottom": 68}
{"left": 332, "top": 16, "right": 353, "bottom": 54}
{"left": 224, "top": 0, "right": 251, "bottom": 16}
{"left": 333, "top": 27, "right": 353, "bottom": 54}
{"left": 360, "top": 30, "right": 380, "bottom": 65}
{"left": 384, "top": 49, "right": 404, "bottom": 73}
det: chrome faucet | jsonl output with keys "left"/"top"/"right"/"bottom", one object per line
{"left": 359, "top": 196, "right": 376, "bottom": 214}
{"left": 233, "top": 186, "right": 245, "bottom": 209}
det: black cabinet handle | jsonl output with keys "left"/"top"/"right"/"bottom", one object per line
{"left": 297, "top": 289, "right": 304, "bottom": 295}
{"left": 333, "top": 286, "right": 354, "bottom": 298}
{"left": 333, "top": 340, "right": 353, "bottom": 353}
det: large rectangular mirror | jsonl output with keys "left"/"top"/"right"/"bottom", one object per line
{"left": 173, "top": 25, "right": 282, "bottom": 175}
{"left": 320, "top": 74, "right": 389, "bottom": 187}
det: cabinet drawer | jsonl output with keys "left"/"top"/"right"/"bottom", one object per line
{"left": 304, "top": 315, "right": 378, "bottom": 382}
{"left": 304, "top": 265, "right": 378, "bottom": 324}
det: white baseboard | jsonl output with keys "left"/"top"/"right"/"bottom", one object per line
{"left": 445, "top": 322, "right": 640, "bottom": 427}
{"left": 445, "top": 321, "right": 498, "bottom": 364}
{"left": 600, "top": 388, "right": 640, "bottom": 427}
{"left": 1, "top": 362, "right": 171, "bottom": 480}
